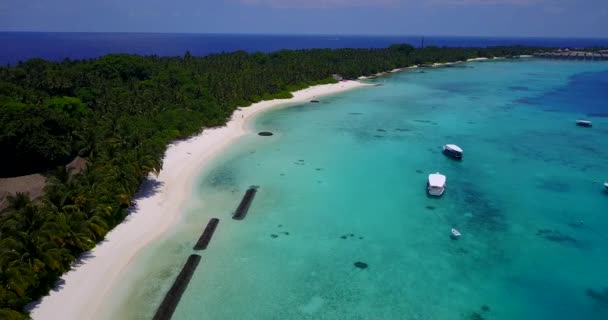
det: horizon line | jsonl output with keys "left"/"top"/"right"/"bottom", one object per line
{"left": 1, "top": 30, "right": 608, "bottom": 40}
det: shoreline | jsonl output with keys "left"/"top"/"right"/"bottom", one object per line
{"left": 28, "top": 80, "right": 369, "bottom": 320}
{"left": 357, "top": 56, "right": 498, "bottom": 80}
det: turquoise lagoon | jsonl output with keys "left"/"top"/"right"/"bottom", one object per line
{"left": 111, "top": 59, "right": 608, "bottom": 320}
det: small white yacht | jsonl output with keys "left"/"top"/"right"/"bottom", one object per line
{"left": 604, "top": 182, "right": 608, "bottom": 190}
{"left": 576, "top": 120, "right": 592, "bottom": 127}
{"left": 427, "top": 172, "right": 447, "bottom": 196}
{"left": 443, "top": 144, "right": 463, "bottom": 159}
{"left": 451, "top": 228, "right": 462, "bottom": 239}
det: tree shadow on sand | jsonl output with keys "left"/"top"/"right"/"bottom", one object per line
{"left": 132, "top": 177, "right": 164, "bottom": 201}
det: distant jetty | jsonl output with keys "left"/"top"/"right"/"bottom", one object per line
{"left": 535, "top": 49, "right": 608, "bottom": 60}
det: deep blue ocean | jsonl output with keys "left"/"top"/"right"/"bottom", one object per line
{"left": 1, "top": 32, "right": 608, "bottom": 65}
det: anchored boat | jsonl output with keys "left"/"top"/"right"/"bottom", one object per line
{"left": 451, "top": 228, "right": 462, "bottom": 239}
{"left": 576, "top": 120, "right": 592, "bottom": 127}
{"left": 443, "top": 144, "right": 463, "bottom": 159}
{"left": 427, "top": 172, "right": 447, "bottom": 197}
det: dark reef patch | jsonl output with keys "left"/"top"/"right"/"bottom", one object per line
{"left": 270, "top": 234, "right": 278, "bottom": 239}
{"left": 536, "top": 229, "right": 580, "bottom": 247}
{"left": 341, "top": 233, "right": 361, "bottom": 240}
{"left": 377, "top": 129, "right": 387, "bottom": 132}
{"left": 433, "top": 82, "right": 479, "bottom": 94}
{"left": 469, "top": 312, "right": 485, "bottom": 320}
{"left": 425, "top": 205, "right": 436, "bottom": 210}
{"left": 348, "top": 112, "right": 364, "bottom": 116}
{"left": 459, "top": 182, "right": 507, "bottom": 232}
{"left": 258, "top": 131, "right": 274, "bottom": 136}
{"left": 395, "top": 128, "right": 410, "bottom": 132}
{"left": 354, "top": 262, "right": 368, "bottom": 269}
{"left": 586, "top": 287, "right": 608, "bottom": 308}
{"left": 567, "top": 221, "right": 587, "bottom": 230}
{"left": 508, "top": 85, "right": 530, "bottom": 91}
{"left": 536, "top": 178, "right": 571, "bottom": 193}
{"left": 587, "top": 112, "right": 608, "bottom": 118}
{"left": 206, "top": 166, "right": 237, "bottom": 190}
{"left": 515, "top": 98, "right": 538, "bottom": 105}
{"left": 453, "top": 247, "right": 469, "bottom": 255}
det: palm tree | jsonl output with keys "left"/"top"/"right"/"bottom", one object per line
{"left": 5, "top": 193, "right": 31, "bottom": 211}
{"left": 43, "top": 211, "right": 94, "bottom": 251}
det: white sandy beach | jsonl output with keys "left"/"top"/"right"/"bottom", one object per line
{"left": 466, "top": 57, "right": 489, "bottom": 62}
{"left": 28, "top": 80, "right": 369, "bottom": 320}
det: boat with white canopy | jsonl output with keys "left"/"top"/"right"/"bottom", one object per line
{"left": 576, "top": 120, "right": 592, "bottom": 127}
{"left": 427, "top": 172, "right": 447, "bottom": 196}
{"left": 443, "top": 144, "right": 463, "bottom": 159}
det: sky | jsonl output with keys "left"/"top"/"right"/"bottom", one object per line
{"left": 1, "top": 0, "right": 607, "bottom": 38}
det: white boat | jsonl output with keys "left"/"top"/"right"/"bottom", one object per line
{"left": 604, "top": 182, "right": 608, "bottom": 190}
{"left": 451, "top": 228, "right": 462, "bottom": 238}
{"left": 443, "top": 144, "right": 463, "bottom": 159}
{"left": 427, "top": 172, "right": 447, "bottom": 196}
{"left": 576, "top": 120, "right": 592, "bottom": 127}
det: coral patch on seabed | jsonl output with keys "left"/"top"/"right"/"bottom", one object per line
{"left": 353, "top": 262, "right": 368, "bottom": 269}
{"left": 586, "top": 287, "right": 608, "bottom": 308}
{"left": 258, "top": 131, "right": 274, "bottom": 136}
{"left": 536, "top": 229, "right": 579, "bottom": 246}
{"left": 469, "top": 312, "right": 485, "bottom": 320}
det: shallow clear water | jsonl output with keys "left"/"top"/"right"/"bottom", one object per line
{"left": 111, "top": 59, "right": 608, "bottom": 320}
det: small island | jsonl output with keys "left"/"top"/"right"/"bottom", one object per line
{"left": 0, "top": 44, "right": 557, "bottom": 318}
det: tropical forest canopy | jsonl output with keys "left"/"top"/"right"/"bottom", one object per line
{"left": 0, "top": 45, "right": 540, "bottom": 318}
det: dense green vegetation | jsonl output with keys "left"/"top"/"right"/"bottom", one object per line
{"left": 0, "top": 45, "right": 540, "bottom": 318}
